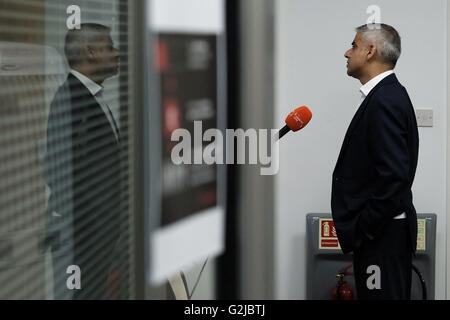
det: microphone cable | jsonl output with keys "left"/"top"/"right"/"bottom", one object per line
{"left": 412, "top": 264, "right": 427, "bottom": 300}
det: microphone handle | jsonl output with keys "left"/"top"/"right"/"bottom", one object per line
{"left": 277, "top": 125, "right": 290, "bottom": 140}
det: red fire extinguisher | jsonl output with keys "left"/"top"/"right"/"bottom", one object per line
{"left": 331, "top": 264, "right": 354, "bottom": 300}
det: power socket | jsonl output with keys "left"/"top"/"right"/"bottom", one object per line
{"left": 415, "top": 109, "right": 433, "bottom": 127}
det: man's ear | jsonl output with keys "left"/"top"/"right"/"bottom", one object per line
{"left": 83, "top": 44, "right": 95, "bottom": 60}
{"left": 366, "top": 44, "right": 377, "bottom": 61}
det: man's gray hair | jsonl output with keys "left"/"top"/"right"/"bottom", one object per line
{"left": 64, "top": 23, "right": 111, "bottom": 67}
{"left": 356, "top": 23, "right": 401, "bottom": 67}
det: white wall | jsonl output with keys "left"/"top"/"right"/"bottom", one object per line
{"left": 275, "top": 0, "right": 447, "bottom": 299}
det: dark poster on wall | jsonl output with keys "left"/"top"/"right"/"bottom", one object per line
{"left": 156, "top": 33, "right": 218, "bottom": 227}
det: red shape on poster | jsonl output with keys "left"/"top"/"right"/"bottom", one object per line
{"left": 156, "top": 40, "right": 169, "bottom": 72}
{"left": 163, "top": 98, "right": 181, "bottom": 137}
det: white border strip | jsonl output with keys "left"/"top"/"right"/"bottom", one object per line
{"left": 149, "top": 0, "right": 224, "bottom": 34}
{"left": 149, "top": 206, "right": 225, "bottom": 284}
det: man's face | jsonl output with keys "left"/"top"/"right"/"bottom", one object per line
{"left": 89, "top": 33, "right": 120, "bottom": 79}
{"left": 344, "top": 32, "right": 369, "bottom": 79}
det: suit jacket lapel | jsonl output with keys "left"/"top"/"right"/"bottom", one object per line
{"left": 335, "top": 97, "right": 370, "bottom": 166}
{"left": 67, "top": 74, "right": 117, "bottom": 142}
{"left": 67, "top": 73, "right": 101, "bottom": 113}
{"left": 334, "top": 74, "right": 398, "bottom": 171}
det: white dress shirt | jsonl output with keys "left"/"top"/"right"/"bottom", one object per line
{"left": 70, "top": 69, "right": 120, "bottom": 143}
{"left": 358, "top": 70, "right": 405, "bottom": 220}
{"left": 359, "top": 69, "right": 394, "bottom": 101}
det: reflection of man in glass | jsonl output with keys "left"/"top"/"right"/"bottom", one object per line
{"left": 45, "top": 23, "right": 121, "bottom": 299}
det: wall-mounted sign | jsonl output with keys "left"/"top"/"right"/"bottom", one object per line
{"left": 318, "top": 218, "right": 341, "bottom": 250}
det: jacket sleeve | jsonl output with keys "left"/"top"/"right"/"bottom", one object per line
{"left": 358, "top": 91, "right": 410, "bottom": 239}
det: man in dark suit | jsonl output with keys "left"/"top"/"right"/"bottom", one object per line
{"left": 331, "top": 24, "right": 419, "bottom": 299}
{"left": 45, "top": 23, "right": 122, "bottom": 299}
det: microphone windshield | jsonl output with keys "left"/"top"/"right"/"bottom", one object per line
{"left": 285, "top": 106, "right": 312, "bottom": 131}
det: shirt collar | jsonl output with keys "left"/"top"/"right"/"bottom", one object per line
{"left": 70, "top": 69, "right": 103, "bottom": 96}
{"left": 359, "top": 70, "right": 394, "bottom": 98}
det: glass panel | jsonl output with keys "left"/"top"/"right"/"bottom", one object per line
{"left": 0, "top": 0, "right": 135, "bottom": 299}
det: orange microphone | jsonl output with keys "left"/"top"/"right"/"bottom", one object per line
{"left": 277, "top": 106, "right": 312, "bottom": 140}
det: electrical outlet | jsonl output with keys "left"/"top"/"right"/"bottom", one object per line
{"left": 415, "top": 109, "right": 433, "bottom": 127}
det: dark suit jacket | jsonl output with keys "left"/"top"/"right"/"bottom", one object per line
{"left": 45, "top": 73, "right": 122, "bottom": 298}
{"left": 331, "top": 74, "right": 419, "bottom": 254}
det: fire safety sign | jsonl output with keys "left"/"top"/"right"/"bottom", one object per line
{"left": 318, "top": 218, "right": 341, "bottom": 249}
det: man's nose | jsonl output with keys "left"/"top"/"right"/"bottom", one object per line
{"left": 344, "top": 49, "right": 350, "bottom": 59}
{"left": 113, "top": 48, "right": 120, "bottom": 59}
